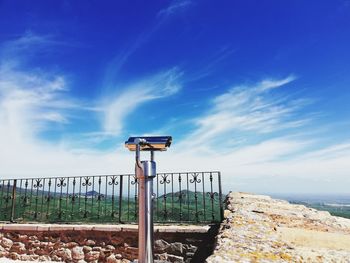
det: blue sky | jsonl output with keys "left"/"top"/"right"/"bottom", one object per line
{"left": 0, "top": 0, "right": 349, "bottom": 194}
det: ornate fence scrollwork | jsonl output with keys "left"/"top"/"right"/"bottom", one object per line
{"left": 0, "top": 171, "right": 223, "bottom": 223}
{"left": 159, "top": 174, "right": 171, "bottom": 220}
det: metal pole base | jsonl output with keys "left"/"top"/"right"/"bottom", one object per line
{"left": 137, "top": 160, "right": 156, "bottom": 263}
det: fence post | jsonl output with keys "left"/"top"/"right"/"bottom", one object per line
{"left": 218, "top": 172, "right": 224, "bottom": 221}
{"left": 118, "top": 175, "right": 123, "bottom": 223}
{"left": 10, "top": 179, "right": 17, "bottom": 222}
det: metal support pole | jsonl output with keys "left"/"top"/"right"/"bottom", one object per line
{"left": 126, "top": 136, "right": 171, "bottom": 263}
{"left": 136, "top": 147, "right": 156, "bottom": 263}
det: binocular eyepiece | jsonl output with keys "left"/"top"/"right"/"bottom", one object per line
{"left": 125, "top": 136, "right": 172, "bottom": 151}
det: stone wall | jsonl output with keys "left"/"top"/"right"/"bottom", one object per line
{"left": 0, "top": 224, "right": 219, "bottom": 263}
{"left": 206, "top": 192, "right": 350, "bottom": 263}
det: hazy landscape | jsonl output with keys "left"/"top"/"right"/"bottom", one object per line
{"left": 272, "top": 194, "right": 350, "bottom": 219}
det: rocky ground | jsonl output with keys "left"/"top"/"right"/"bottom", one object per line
{"left": 206, "top": 192, "right": 350, "bottom": 263}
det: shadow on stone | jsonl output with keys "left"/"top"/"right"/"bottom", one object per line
{"left": 190, "top": 224, "right": 220, "bottom": 263}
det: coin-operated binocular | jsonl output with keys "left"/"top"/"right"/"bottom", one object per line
{"left": 125, "top": 136, "right": 172, "bottom": 263}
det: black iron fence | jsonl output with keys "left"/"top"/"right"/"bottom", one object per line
{"left": 0, "top": 172, "right": 223, "bottom": 224}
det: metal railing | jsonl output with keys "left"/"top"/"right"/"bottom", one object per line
{"left": 0, "top": 172, "right": 223, "bottom": 224}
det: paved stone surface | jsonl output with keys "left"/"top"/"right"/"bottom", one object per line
{"left": 206, "top": 192, "right": 350, "bottom": 263}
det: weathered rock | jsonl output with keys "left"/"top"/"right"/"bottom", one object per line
{"left": 85, "top": 239, "right": 96, "bottom": 246}
{"left": 29, "top": 240, "right": 41, "bottom": 248}
{"left": 85, "top": 251, "right": 100, "bottom": 262}
{"left": 27, "top": 248, "right": 36, "bottom": 255}
{"left": 51, "top": 254, "right": 61, "bottom": 261}
{"left": 17, "top": 234, "right": 28, "bottom": 242}
{"left": 92, "top": 246, "right": 102, "bottom": 251}
{"left": 83, "top": 245, "right": 92, "bottom": 253}
{"left": 155, "top": 252, "right": 168, "bottom": 261}
{"left": 101, "top": 249, "right": 111, "bottom": 258}
{"left": 110, "top": 237, "right": 124, "bottom": 246}
{"left": 106, "top": 254, "right": 118, "bottom": 263}
{"left": 106, "top": 244, "right": 115, "bottom": 251}
{"left": 30, "top": 254, "right": 40, "bottom": 260}
{"left": 154, "top": 239, "right": 170, "bottom": 253}
{"left": 56, "top": 247, "right": 72, "bottom": 261}
{"left": 66, "top": 241, "right": 79, "bottom": 248}
{"left": 34, "top": 248, "right": 48, "bottom": 256}
{"left": 1, "top": 237, "right": 13, "bottom": 249}
{"left": 115, "top": 253, "right": 123, "bottom": 259}
{"left": 72, "top": 246, "right": 85, "bottom": 260}
{"left": 4, "top": 233, "right": 12, "bottom": 239}
{"left": 166, "top": 242, "right": 183, "bottom": 256}
{"left": 167, "top": 254, "right": 184, "bottom": 263}
{"left": 28, "top": 235, "right": 38, "bottom": 241}
{"left": 124, "top": 246, "right": 138, "bottom": 257}
{"left": 184, "top": 244, "right": 197, "bottom": 253}
{"left": 39, "top": 255, "right": 51, "bottom": 261}
{"left": 0, "top": 251, "right": 9, "bottom": 257}
{"left": 20, "top": 254, "right": 32, "bottom": 261}
{"left": 8, "top": 251, "right": 20, "bottom": 260}
{"left": 39, "top": 241, "right": 49, "bottom": 248}
{"left": 206, "top": 192, "right": 350, "bottom": 263}
{"left": 10, "top": 242, "right": 26, "bottom": 254}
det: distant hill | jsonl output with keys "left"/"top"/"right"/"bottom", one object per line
{"left": 157, "top": 190, "right": 224, "bottom": 204}
{"left": 84, "top": 190, "right": 99, "bottom": 197}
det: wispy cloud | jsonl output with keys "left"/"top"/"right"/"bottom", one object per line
{"left": 1, "top": 32, "right": 349, "bottom": 194}
{"left": 101, "top": 68, "right": 183, "bottom": 135}
{"left": 0, "top": 31, "right": 71, "bottom": 65}
{"left": 296, "top": 142, "right": 350, "bottom": 161}
{"left": 0, "top": 32, "right": 98, "bottom": 143}
{"left": 103, "top": 31, "right": 152, "bottom": 83}
{"left": 186, "top": 46, "right": 237, "bottom": 83}
{"left": 158, "top": 0, "right": 193, "bottom": 18}
{"left": 177, "top": 75, "right": 306, "bottom": 151}
{"left": 104, "top": 0, "right": 193, "bottom": 83}
{"left": 0, "top": 69, "right": 66, "bottom": 138}
{"left": 1, "top": 31, "right": 54, "bottom": 52}
{"left": 0, "top": 33, "right": 132, "bottom": 177}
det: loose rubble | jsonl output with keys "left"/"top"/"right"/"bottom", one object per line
{"left": 206, "top": 192, "right": 350, "bottom": 263}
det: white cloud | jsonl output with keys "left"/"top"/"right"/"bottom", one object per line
{"left": 1, "top": 57, "right": 348, "bottom": 194}
{"left": 161, "top": 76, "right": 349, "bottom": 194}
{"left": 0, "top": 34, "right": 182, "bottom": 177}
{"left": 297, "top": 142, "right": 350, "bottom": 160}
{"left": 101, "top": 68, "right": 182, "bottom": 135}
{"left": 0, "top": 62, "right": 133, "bottom": 178}
{"left": 0, "top": 33, "right": 349, "bottom": 195}
{"left": 177, "top": 76, "right": 308, "bottom": 151}
{"left": 0, "top": 64, "right": 83, "bottom": 139}
{"left": 157, "top": 138, "right": 350, "bottom": 194}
